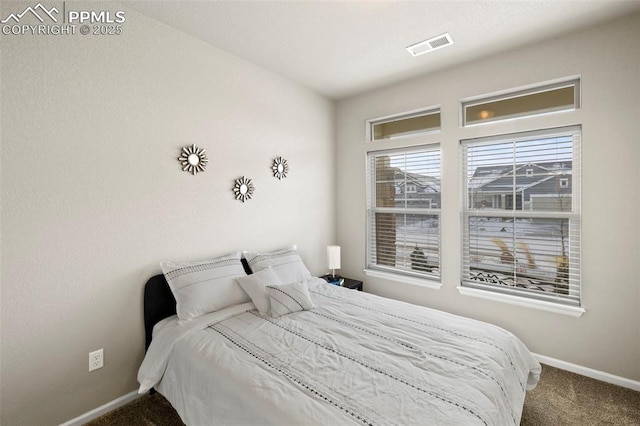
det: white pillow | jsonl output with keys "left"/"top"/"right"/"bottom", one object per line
{"left": 160, "top": 251, "right": 249, "bottom": 324}
{"left": 236, "top": 267, "right": 283, "bottom": 315}
{"left": 266, "top": 280, "right": 314, "bottom": 318}
{"left": 244, "top": 246, "right": 312, "bottom": 284}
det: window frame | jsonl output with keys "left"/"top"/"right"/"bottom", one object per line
{"left": 459, "top": 125, "right": 583, "bottom": 316}
{"left": 365, "top": 143, "right": 442, "bottom": 288}
{"left": 461, "top": 77, "right": 580, "bottom": 127}
{"left": 366, "top": 106, "right": 441, "bottom": 141}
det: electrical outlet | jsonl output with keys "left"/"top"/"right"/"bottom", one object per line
{"left": 89, "top": 349, "right": 103, "bottom": 372}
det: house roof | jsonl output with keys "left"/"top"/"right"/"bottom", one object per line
{"left": 469, "top": 161, "right": 572, "bottom": 192}
{"left": 394, "top": 171, "right": 440, "bottom": 193}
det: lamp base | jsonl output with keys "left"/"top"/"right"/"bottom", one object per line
{"left": 324, "top": 274, "right": 344, "bottom": 286}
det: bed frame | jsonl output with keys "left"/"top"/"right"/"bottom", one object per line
{"left": 143, "top": 259, "right": 253, "bottom": 351}
{"left": 143, "top": 274, "right": 176, "bottom": 351}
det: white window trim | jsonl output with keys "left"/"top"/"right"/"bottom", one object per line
{"left": 457, "top": 286, "right": 585, "bottom": 317}
{"left": 366, "top": 144, "right": 442, "bottom": 283}
{"left": 461, "top": 76, "right": 581, "bottom": 127}
{"left": 460, "top": 125, "right": 582, "bottom": 310}
{"left": 366, "top": 105, "right": 441, "bottom": 141}
{"left": 364, "top": 268, "right": 442, "bottom": 290}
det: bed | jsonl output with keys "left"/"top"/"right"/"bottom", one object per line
{"left": 138, "top": 248, "right": 541, "bottom": 425}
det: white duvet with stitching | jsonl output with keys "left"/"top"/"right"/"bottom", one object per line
{"left": 138, "top": 278, "right": 540, "bottom": 425}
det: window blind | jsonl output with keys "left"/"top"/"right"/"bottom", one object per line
{"left": 366, "top": 145, "right": 441, "bottom": 280}
{"left": 461, "top": 126, "right": 581, "bottom": 306}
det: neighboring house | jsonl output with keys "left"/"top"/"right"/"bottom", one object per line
{"left": 394, "top": 170, "right": 441, "bottom": 209}
{"left": 468, "top": 161, "right": 572, "bottom": 212}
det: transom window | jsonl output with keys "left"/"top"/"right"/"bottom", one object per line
{"left": 462, "top": 79, "right": 580, "bottom": 126}
{"left": 368, "top": 108, "right": 440, "bottom": 141}
{"left": 461, "top": 126, "right": 581, "bottom": 307}
{"left": 366, "top": 145, "right": 441, "bottom": 281}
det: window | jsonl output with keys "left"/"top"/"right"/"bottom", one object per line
{"left": 366, "top": 145, "right": 441, "bottom": 282}
{"left": 462, "top": 79, "right": 580, "bottom": 126}
{"left": 368, "top": 108, "right": 440, "bottom": 141}
{"left": 461, "top": 126, "right": 581, "bottom": 307}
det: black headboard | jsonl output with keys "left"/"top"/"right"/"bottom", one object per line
{"left": 143, "top": 258, "right": 252, "bottom": 351}
{"left": 143, "top": 274, "right": 176, "bottom": 351}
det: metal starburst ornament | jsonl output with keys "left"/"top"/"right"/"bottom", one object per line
{"left": 232, "top": 176, "right": 255, "bottom": 202}
{"left": 272, "top": 156, "right": 289, "bottom": 180}
{"left": 178, "top": 144, "right": 208, "bottom": 175}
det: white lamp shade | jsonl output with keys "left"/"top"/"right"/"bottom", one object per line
{"left": 327, "top": 246, "right": 341, "bottom": 270}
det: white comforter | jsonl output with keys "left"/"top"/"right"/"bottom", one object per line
{"left": 139, "top": 278, "right": 541, "bottom": 426}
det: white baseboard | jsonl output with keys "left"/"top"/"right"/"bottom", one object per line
{"left": 533, "top": 353, "right": 640, "bottom": 392}
{"left": 59, "top": 390, "right": 143, "bottom": 426}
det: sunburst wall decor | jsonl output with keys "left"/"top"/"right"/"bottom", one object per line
{"left": 178, "top": 144, "right": 208, "bottom": 175}
{"left": 232, "top": 176, "right": 255, "bottom": 202}
{"left": 272, "top": 156, "right": 289, "bottom": 180}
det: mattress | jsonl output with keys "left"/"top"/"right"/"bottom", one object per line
{"left": 138, "top": 277, "right": 541, "bottom": 425}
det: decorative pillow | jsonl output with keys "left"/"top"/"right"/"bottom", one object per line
{"left": 236, "top": 267, "right": 283, "bottom": 315}
{"left": 160, "top": 251, "right": 249, "bottom": 323}
{"left": 244, "top": 246, "right": 312, "bottom": 284}
{"left": 266, "top": 280, "right": 314, "bottom": 318}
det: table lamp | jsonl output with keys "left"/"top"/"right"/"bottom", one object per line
{"left": 326, "top": 245, "right": 341, "bottom": 282}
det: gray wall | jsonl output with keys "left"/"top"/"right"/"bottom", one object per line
{"left": 336, "top": 13, "right": 639, "bottom": 382}
{"left": 0, "top": 3, "right": 335, "bottom": 425}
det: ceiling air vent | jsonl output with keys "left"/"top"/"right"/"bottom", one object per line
{"left": 406, "top": 33, "right": 454, "bottom": 57}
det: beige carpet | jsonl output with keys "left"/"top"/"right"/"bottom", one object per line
{"left": 87, "top": 364, "right": 639, "bottom": 425}
{"left": 521, "top": 365, "right": 639, "bottom": 425}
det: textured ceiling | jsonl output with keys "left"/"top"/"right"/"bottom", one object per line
{"left": 123, "top": 0, "right": 640, "bottom": 99}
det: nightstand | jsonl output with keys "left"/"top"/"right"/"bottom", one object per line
{"left": 320, "top": 275, "right": 363, "bottom": 291}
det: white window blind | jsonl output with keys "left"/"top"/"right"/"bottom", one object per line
{"left": 366, "top": 145, "right": 441, "bottom": 280}
{"left": 461, "top": 126, "right": 581, "bottom": 306}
